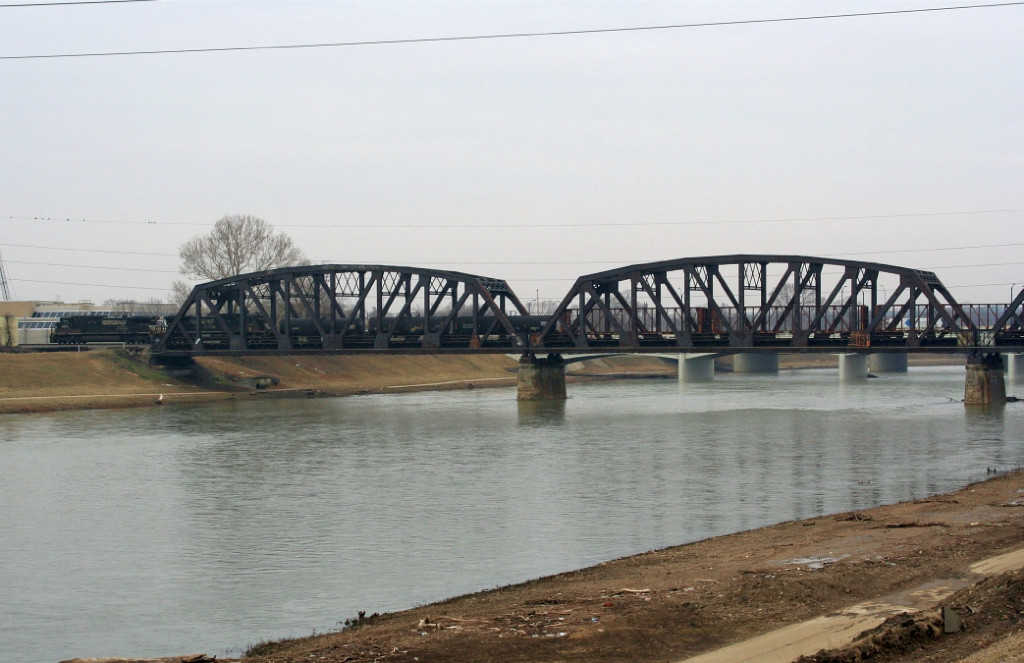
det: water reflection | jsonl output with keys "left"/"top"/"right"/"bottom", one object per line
{"left": 516, "top": 399, "right": 567, "bottom": 425}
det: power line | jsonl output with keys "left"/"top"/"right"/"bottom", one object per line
{"left": 922, "top": 261, "right": 1024, "bottom": 270}
{"left": 834, "top": 242, "right": 1024, "bottom": 257}
{"left": 10, "top": 277, "right": 169, "bottom": 291}
{"left": 2, "top": 2, "right": 1020, "bottom": 60}
{"left": 4, "top": 259, "right": 177, "bottom": 273}
{"left": 9, "top": 266, "right": 1020, "bottom": 299}
{"left": 0, "top": 242, "right": 176, "bottom": 257}
{"left": 3, "top": 240, "right": 1024, "bottom": 265}
{"left": 0, "top": 0, "right": 154, "bottom": 7}
{"left": 7, "top": 256, "right": 1020, "bottom": 275}
{"left": 4, "top": 208, "right": 1022, "bottom": 230}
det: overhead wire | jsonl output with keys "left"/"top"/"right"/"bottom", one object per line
{"left": 2, "top": 2, "right": 1018, "bottom": 300}
{"left": 0, "top": 0, "right": 154, "bottom": 7}
{"left": 2, "top": 2, "right": 1021, "bottom": 59}
{"left": 5, "top": 253, "right": 1022, "bottom": 300}
{"left": 10, "top": 278, "right": 170, "bottom": 291}
{"left": 0, "top": 242, "right": 176, "bottom": 257}
{"left": 4, "top": 259, "right": 177, "bottom": 273}
{"left": 4, "top": 240, "right": 1024, "bottom": 264}
{"left": 4, "top": 207, "right": 1022, "bottom": 229}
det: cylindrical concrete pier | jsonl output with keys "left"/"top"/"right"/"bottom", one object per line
{"left": 732, "top": 353, "right": 778, "bottom": 374}
{"left": 517, "top": 354, "right": 567, "bottom": 401}
{"left": 964, "top": 354, "right": 1006, "bottom": 406}
{"left": 839, "top": 353, "right": 869, "bottom": 382}
{"left": 679, "top": 353, "right": 715, "bottom": 381}
{"left": 868, "top": 353, "right": 908, "bottom": 373}
{"left": 1007, "top": 353, "right": 1024, "bottom": 384}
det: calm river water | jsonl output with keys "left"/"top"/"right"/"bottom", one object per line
{"left": 2, "top": 366, "right": 1022, "bottom": 662}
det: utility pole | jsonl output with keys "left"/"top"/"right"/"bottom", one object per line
{"left": 0, "top": 250, "right": 11, "bottom": 300}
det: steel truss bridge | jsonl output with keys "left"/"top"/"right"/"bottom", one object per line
{"left": 152, "top": 255, "right": 1024, "bottom": 358}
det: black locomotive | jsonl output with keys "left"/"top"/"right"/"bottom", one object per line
{"left": 50, "top": 315, "right": 165, "bottom": 345}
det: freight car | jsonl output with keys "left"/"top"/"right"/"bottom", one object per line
{"left": 283, "top": 314, "right": 549, "bottom": 348}
{"left": 159, "top": 312, "right": 552, "bottom": 351}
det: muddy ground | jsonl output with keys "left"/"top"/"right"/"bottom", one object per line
{"left": 236, "top": 472, "right": 1024, "bottom": 663}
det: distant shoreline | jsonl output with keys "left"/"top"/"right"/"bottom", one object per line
{"left": 0, "top": 349, "right": 966, "bottom": 415}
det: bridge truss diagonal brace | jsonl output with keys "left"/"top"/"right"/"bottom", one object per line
{"left": 155, "top": 264, "right": 532, "bottom": 354}
{"left": 992, "top": 288, "right": 1024, "bottom": 333}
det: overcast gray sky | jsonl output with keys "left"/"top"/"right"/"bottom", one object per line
{"left": 1, "top": 0, "right": 1021, "bottom": 306}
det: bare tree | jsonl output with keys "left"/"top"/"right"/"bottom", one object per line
{"left": 170, "top": 215, "right": 307, "bottom": 307}
{"left": 169, "top": 280, "right": 193, "bottom": 307}
{"left": 178, "top": 215, "right": 306, "bottom": 282}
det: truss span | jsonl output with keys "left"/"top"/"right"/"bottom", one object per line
{"left": 151, "top": 256, "right": 1024, "bottom": 356}
{"left": 153, "top": 264, "right": 536, "bottom": 355}
{"left": 532, "top": 254, "right": 1007, "bottom": 352}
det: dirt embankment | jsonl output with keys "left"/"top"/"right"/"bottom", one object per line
{"left": 0, "top": 349, "right": 522, "bottom": 414}
{"left": 0, "top": 351, "right": 732, "bottom": 415}
{"left": 0, "top": 350, "right": 964, "bottom": 415}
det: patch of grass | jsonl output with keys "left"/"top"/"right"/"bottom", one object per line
{"left": 110, "top": 349, "right": 177, "bottom": 383}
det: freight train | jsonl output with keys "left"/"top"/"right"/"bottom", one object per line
{"left": 50, "top": 312, "right": 552, "bottom": 349}
{"left": 157, "top": 314, "right": 552, "bottom": 350}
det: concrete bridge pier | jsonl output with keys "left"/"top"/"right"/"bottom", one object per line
{"left": 517, "top": 354, "right": 567, "bottom": 401}
{"left": 869, "top": 353, "right": 908, "bottom": 373}
{"left": 732, "top": 353, "right": 779, "bottom": 374}
{"left": 679, "top": 353, "right": 716, "bottom": 381}
{"left": 964, "top": 354, "right": 1006, "bottom": 406}
{"left": 839, "top": 353, "right": 869, "bottom": 382}
{"left": 1006, "top": 353, "right": 1024, "bottom": 383}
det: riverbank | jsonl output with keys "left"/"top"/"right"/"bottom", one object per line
{"left": 0, "top": 349, "right": 522, "bottom": 414}
{"left": 243, "top": 472, "right": 1024, "bottom": 663}
{"left": 71, "top": 471, "right": 1023, "bottom": 663}
{"left": 0, "top": 349, "right": 967, "bottom": 415}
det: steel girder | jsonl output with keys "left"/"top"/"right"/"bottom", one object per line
{"left": 988, "top": 287, "right": 1024, "bottom": 347}
{"left": 532, "top": 255, "right": 980, "bottom": 351}
{"left": 153, "top": 264, "right": 530, "bottom": 354}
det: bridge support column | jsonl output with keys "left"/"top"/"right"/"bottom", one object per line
{"left": 517, "top": 354, "right": 567, "bottom": 401}
{"left": 838, "top": 353, "right": 869, "bottom": 382}
{"left": 868, "top": 353, "right": 908, "bottom": 373}
{"left": 964, "top": 354, "right": 1006, "bottom": 406}
{"left": 1007, "top": 353, "right": 1024, "bottom": 384}
{"left": 679, "top": 353, "right": 715, "bottom": 381}
{"left": 733, "top": 353, "right": 778, "bottom": 374}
